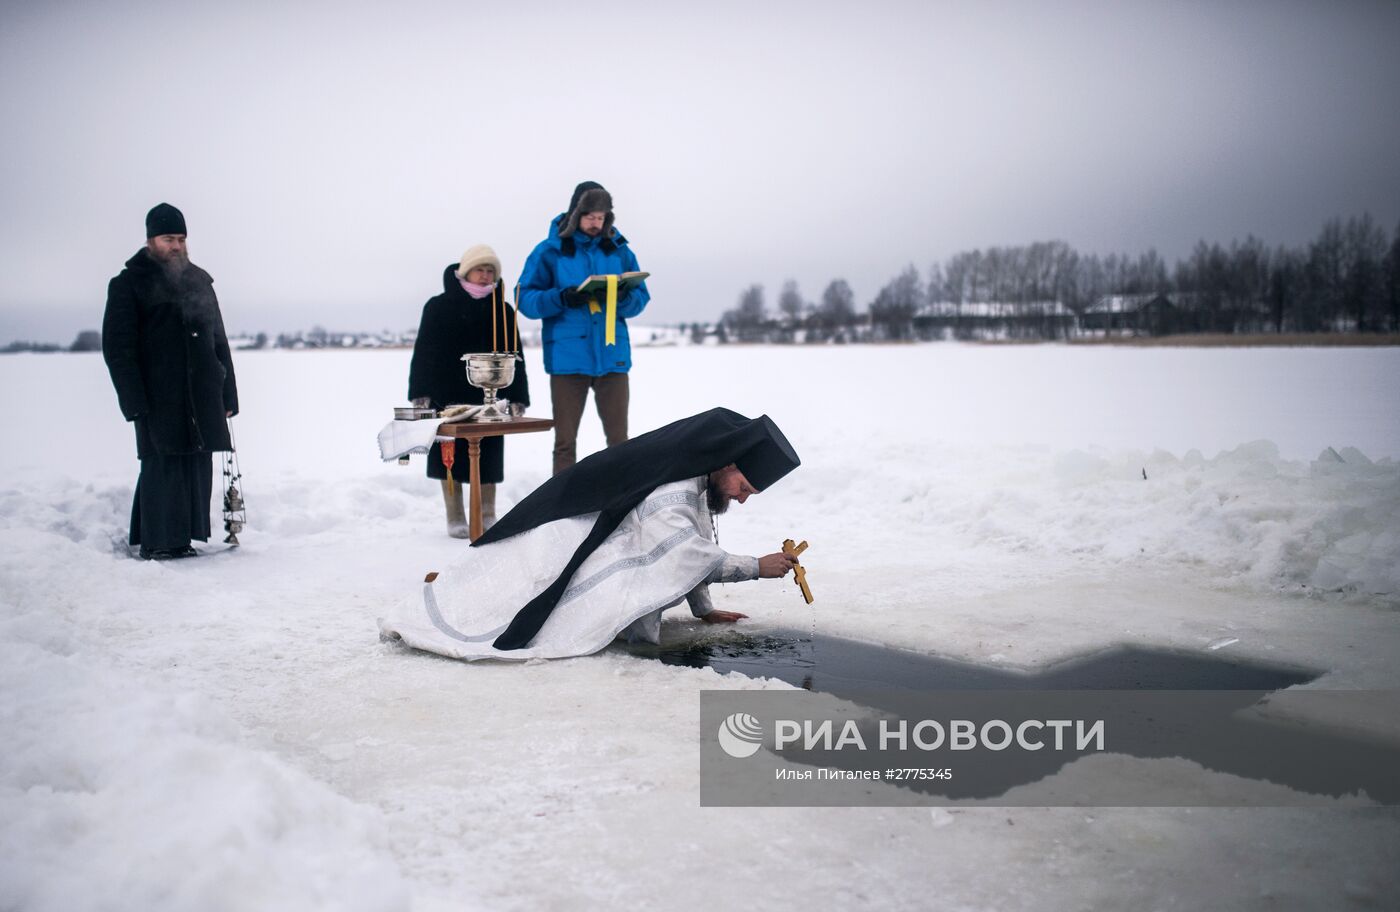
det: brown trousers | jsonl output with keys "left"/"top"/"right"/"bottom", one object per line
{"left": 550, "top": 373, "right": 629, "bottom": 475}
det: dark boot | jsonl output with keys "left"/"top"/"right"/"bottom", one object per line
{"left": 139, "top": 545, "right": 199, "bottom": 560}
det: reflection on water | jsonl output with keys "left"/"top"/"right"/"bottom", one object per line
{"left": 619, "top": 629, "right": 1317, "bottom": 698}
{"left": 627, "top": 631, "right": 1400, "bottom": 804}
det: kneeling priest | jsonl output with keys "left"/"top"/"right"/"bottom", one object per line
{"left": 379, "top": 408, "right": 801, "bottom": 660}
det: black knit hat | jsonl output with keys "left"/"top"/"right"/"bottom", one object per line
{"left": 145, "top": 203, "right": 187, "bottom": 238}
{"left": 559, "top": 183, "right": 614, "bottom": 238}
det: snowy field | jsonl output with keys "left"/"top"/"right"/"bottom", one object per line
{"left": 2, "top": 342, "right": 1399, "bottom": 910}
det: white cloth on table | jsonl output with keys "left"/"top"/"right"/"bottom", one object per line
{"left": 376, "top": 407, "right": 490, "bottom": 462}
{"left": 378, "top": 476, "right": 759, "bottom": 661}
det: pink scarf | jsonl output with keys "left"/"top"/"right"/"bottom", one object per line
{"left": 460, "top": 278, "right": 496, "bottom": 298}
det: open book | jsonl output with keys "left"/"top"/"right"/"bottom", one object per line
{"left": 575, "top": 271, "right": 650, "bottom": 294}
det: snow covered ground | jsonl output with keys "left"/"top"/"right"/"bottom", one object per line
{"left": 2, "top": 343, "right": 1398, "bottom": 910}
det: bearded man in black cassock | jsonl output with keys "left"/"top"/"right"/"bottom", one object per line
{"left": 102, "top": 203, "right": 239, "bottom": 560}
{"left": 380, "top": 408, "right": 803, "bottom": 661}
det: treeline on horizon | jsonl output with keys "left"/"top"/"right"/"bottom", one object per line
{"left": 0, "top": 324, "right": 387, "bottom": 354}
{"left": 7, "top": 214, "right": 1400, "bottom": 352}
{"left": 713, "top": 213, "right": 1400, "bottom": 342}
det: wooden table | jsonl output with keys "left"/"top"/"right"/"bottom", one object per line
{"left": 439, "top": 416, "right": 554, "bottom": 541}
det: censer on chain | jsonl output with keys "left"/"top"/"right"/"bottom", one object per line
{"left": 222, "top": 419, "right": 246, "bottom": 545}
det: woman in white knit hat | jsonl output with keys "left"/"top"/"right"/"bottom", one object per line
{"left": 407, "top": 245, "right": 530, "bottom": 537}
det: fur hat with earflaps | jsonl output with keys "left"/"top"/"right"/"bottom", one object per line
{"left": 559, "top": 183, "right": 614, "bottom": 238}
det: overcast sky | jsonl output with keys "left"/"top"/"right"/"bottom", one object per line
{"left": 2, "top": 0, "right": 1397, "bottom": 341}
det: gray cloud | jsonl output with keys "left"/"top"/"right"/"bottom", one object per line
{"left": 2, "top": 0, "right": 1397, "bottom": 340}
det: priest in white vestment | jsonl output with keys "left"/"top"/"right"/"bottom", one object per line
{"left": 379, "top": 409, "right": 801, "bottom": 661}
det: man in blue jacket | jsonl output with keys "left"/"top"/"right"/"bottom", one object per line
{"left": 516, "top": 181, "right": 650, "bottom": 475}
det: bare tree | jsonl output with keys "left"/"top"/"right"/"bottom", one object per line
{"left": 1075, "top": 253, "right": 1107, "bottom": 320}
{"left": 926, "top": 262, "right": 947, "bottom": 306}
{"left": 721, "top": 284, "right": 768, "bottom": 342}
{"left": 817, "top": 279, "right": 857, "bottom": 340}
{"left": 1341, "top": 213, "right": 1387, "bottom": 332}
{"left": 1386, "top": 220, "right": 1400, "bottom": 332}
{"left": 1267, "top": 246, "right": 1303, "bottom": 333}
{"left": 942, "top": 253, "right": 969, "bottom": 306}
{"left": 1177, "top": 242, "right": 1231, "bottom": 333}
{"left": 777, "top": 280, "right": 806, "bottom": 326}
{"left": 738, "top": 284, "right": 766, "bottom": 324}
{"left": 1305, "top": 218, "right": 1346, "bottom": 332}
{"left": 983, "top": 247, "right": 1008, "bottom": 302}
{"left": 869, "top": 265, "right": 921, "bottom": 341}
{"left": 965, "top": 250, "right": 985, "bottom": 303}
{"left": 1226, "top": 236, "right": 1269, "bottom": 332}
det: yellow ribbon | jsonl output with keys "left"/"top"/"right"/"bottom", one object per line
{"left": 605, "top": 275, "right": 618, "bottom": 346}
{"left": 585, "top": 276, "right": 619, "bottom": 345}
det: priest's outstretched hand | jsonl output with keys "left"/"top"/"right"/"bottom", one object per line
{"left": 701, "top": 551, "right": 796, "bottom": 624}
{"left": 758, "top": 551, "right": 799, "bottom": 578}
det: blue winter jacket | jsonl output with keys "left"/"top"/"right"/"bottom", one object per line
{"left": 515, "top": 215, "right": 650, "bottom": 375}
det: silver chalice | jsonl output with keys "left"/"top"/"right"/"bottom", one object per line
{"left": 461, "top": 352, "right": 518, "bottom": 422}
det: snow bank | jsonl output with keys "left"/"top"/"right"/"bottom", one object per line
{"left": 625, "top": 344, "right": 1400, "bottom": 601}
{"left": 0, "top": 529, "right": 410, "bottom": 912}
{"left": 822, "top": 439, "right": 1400, "bottom": 597}
{"left": 1, "top": 344, "right": 1397, "bottom": 908}
{"left": 0, "top": 649, "right": 409, "bottom": 912}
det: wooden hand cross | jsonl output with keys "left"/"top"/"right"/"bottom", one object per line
{"left": 782, "top": 538, "right": 813, "bottom": 604}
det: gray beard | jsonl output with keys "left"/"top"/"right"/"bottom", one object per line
{"left": 158, "top": 253, "right": 190, "bottom": 282}
{"left": 152, "top": 252, "right": 217, "bottom": 326}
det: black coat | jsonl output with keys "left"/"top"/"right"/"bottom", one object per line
{"left": 407, "top": 268, "right": 530, "bottom": 410}
{"left": 102, "top": 249, "right": 239, "bottom": 458}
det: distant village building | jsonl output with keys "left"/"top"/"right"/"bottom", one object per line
{"left": 919, "top": 300, "right": 1077, "bottom": 340}
{"left": 1081, "top": 292, "right": 1272, "bottom": 336}
{"left": 1079, "top": 293, "right": 1175, "bottom": 336}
